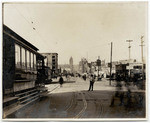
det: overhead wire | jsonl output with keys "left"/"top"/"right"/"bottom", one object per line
{"left": 10, "top": 4, "right": 112, "bottom": 63}
{"left": 11, "top": 4, "right": 50, "bottom": 51}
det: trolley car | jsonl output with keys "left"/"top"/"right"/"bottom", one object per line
{"left": 3, "top": 25, "right": 50, "bottom": 96}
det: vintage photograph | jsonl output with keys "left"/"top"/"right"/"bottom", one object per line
{"left": 2, "top": 1, "right": 148, "bottom": 120}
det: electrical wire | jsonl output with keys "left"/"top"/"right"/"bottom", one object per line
{"left": 11, "top": 4, "right": 50, "bottom": 50}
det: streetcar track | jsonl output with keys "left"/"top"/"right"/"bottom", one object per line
{"left": 87, "top": 92, "right": 101, "bottom": 118}
{"left": 65, "top": 92, "right": 75, "bottom": 111}
{"left": 99, "top": 100, "right": 104, "bottom": 118}
{"left": 66, "top": 92, "right": 78, "bottom": 118}
{"left": 87, "top": 92, "right": 100, "bottom": 118}
{"left": 88, "top": 92, "right": 104, "bottom": 118}
{"left": 74, "top": 92, "right": 87, "bottom": 118}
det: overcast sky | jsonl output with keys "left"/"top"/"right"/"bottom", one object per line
{"left": 3, "top": 2, "right": 148, "bottom": 64}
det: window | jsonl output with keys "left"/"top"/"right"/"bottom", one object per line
{"left": 15, "top": 44, "right": 21, "bottom": 68}
{"left": 37, "top": 60, "right": 42, "bottom": 69}
{"left": 52, "top": 56, "right": 55, "bottom": 58}
{"left": 44, "top": 58, "right": 48, "bottom": 66}
{"left": 31, "top": 53, "right": 34, "bottom": 69}
{"left": 21, "top": 47, "right": 26, "bottom": 68}
{"left": 34, "top": 54, "right": 36, "bottom": 70}
{"left": 27, "top": 50, "right": 30, "bottom": 69}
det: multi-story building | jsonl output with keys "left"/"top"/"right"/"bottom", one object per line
{"left": 79, "top": 58, "right": 90, "bottom": 74}
{"left": 41, "top": 53, "right": 58, "bottom": 76}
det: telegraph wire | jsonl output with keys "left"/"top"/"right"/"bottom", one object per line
{"left": 11, "top": 4, "right": 50, "bottom": 50}
{"left": 12, "top": 5, "right": 35, "bottom": 30}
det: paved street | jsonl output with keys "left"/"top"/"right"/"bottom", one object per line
{"left": 8, "top": 77, "right": 145, "bottom": 118}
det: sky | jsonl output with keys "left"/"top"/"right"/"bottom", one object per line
{"left": 3, "top": 2, "right": 148, "bottom": 64}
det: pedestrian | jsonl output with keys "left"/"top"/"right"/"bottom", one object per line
{"left": 126, "top": 89, "right": 131, "bottom": 109}
{"left": 119, "top": 92, "right": 124, "bottom": 106}
{"left": 65, "top": 74, "right": 68, "bottom": 78}
{"left": 59, "top": 75, "right": 64, "bottom": 87}
{"left": 138, "top": 94, "right": 143, "bottom": 108}
{"left": 88, "top": 74, "right": 95, "bottom": 91}
{"left": 84, "top": 74, "right": 86, "bottom": 81}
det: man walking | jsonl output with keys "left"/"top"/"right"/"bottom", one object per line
{"left": 59, "top": 75, "right": 64, "bottom": 87}
{"left": 88, "top": 74, "right": 95, "bottom": 91}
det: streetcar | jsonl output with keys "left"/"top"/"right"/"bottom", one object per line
{"left": 115, "top": 63, "right": 145, "bottom": 82}
{"left": 3, "top": 24, "right": 51, "bottom": 96}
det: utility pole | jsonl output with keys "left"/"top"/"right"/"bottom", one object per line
{"left": 126, "top": 40, "right": 133, "bottom": 61}
{"left": 98, "top": 56, "right": 100, "bottom": 76}
{"left": 140, "top": 36, "right": 145, "bottom": 89}
{"left": 109, "top": 42, "right": 113, "bottom": 86}
{"left": 140, "top": 36, "right": 144, "bottom": 63}
{"left": 126, "top": 40, "right": 133, "bottom": 81}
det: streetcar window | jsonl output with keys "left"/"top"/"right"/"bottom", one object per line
{"left": 31, "top": 53, "right": 34, "bottom": 69}
{"left": 34, "top": 54, "right": 36, "bottom": 70}
{"left": 27, "top": 50, "right": 30, "bottom": 70}
{"left": 15, "top": 44, "right": 21, "bottom": 68}
{"left": 44, "top": 58, "right": 48, "bottom": 66}
{"left": 21, "top": 47, "right": 26, "bottom": 69}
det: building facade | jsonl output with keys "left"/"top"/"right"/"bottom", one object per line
{"left": 41, "top": 53, "right": 58, "bottom": 76}
{"left": 79, "top": 58, "right": 90, "bottom": 74}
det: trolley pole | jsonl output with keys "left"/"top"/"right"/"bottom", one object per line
{"left": 109, "top": 42, "right": 113, "bottom": 86}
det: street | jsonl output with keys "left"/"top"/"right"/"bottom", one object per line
{"left": 8, "top": 77, "right": 145, "bottom": 118}
{"left": 3, "top": 2, "right": 148, "bottom": 121}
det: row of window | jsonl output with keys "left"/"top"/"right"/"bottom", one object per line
{"left": 15, "top": 44, "right": 36, "bottom": 70}
{"left": 44, "top": 58, "right": 57, "bottom": 67}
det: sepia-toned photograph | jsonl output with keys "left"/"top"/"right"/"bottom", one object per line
{"left": 2, "top": 1, "right": 148, "bottom": 121}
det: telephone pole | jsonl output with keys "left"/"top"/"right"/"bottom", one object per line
{"left": 126, "top": 40, "right": 133, "bottom": 61}
{"left": 126, "top": 40, "right": 133, "bottom": 81}
{"left": 140, "top": 36, "right": 144, "bottom": 63}
{"left": 140, "top": 36, "right": 145, "bottom": 89}
{"left": 109, "top": 42, "right": 113, "bottom": 86}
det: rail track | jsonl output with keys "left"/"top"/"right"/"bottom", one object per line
{"left": 87, "top": 92, "right": 104, "bottom": 118}
{"left": 74, "top": 92, "right": 87, "bottom": 118}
